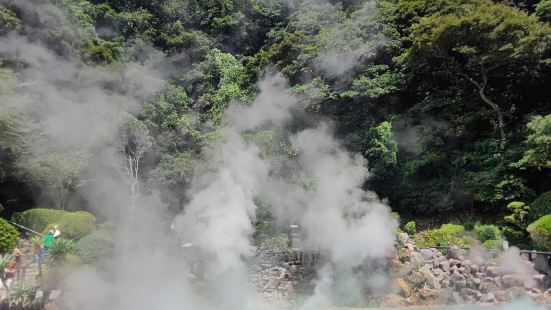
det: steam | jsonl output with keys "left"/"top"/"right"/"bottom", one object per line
{"left": 2, "top": 2, "right": 545, "bottom": 310}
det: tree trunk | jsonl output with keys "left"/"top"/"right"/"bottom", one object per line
{"left": 467, "top": 68, "right": 506, "bottom": 141}
{"left": 478, "top": 87, "right": 506, "bottom": 140}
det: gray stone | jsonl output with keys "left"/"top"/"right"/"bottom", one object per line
{"left": 486, "top": 266, "right": 502, "bottom": 277}
{"left": 479, "top": 293, "right": 497, "bottom": 303}
{"left": 420, "top": 248, "right": 434, "bottom": 260}
{"left": 439, "top": 261, "right": 450, "bottom": 272}
{"left": 455, "top": 280, "right": 467, "bottom": 289}
{"left": 501, "top": 274, "right": 525, "bottom": 288}
{"left": 448, "top": 246, "right": 464, "bottom": 260}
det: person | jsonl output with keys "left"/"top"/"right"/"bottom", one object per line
{"left": 53, "top": 225, "right": 61, "bottom": 239}
{"left": 4, "top": 248, "right": 21, "bottom": 288}
{"left": 43, "top": 230, "right": 55, "bottom": 257}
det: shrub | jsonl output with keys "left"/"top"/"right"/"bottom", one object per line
{"left": 76, "top": 229, "right": 115, "bottom": 264}
{"left": 474, "top": 224, "right": 502, "bottom": 242}
{"left": 404, "top": 221, "right": 416, "bottom": 236}
{"left": 414, "top": 229, "right": 468, "bottom": 248}
{"left": 439, "top": 224, "right": 465, "bottom": 235}
{"left": 48, "top": 239, "right": 77, "bottom": 266}
{"left": 12, "top": 209, "right": 65, "bottom": 233}
{"left": 482, "top": 239, "right": 503, "bottom": 250}
{"left": 502, "top": 226, "right": 530, "bottom": 247}
{"left": 530, "top": 191, "right": 551, "bottom": 222}
{"left": 44, "top": 211, "right": 97, "bottom": 239}
{"left": 13, "top": 209, "right": 96, "bottom": 239}
{"left": 528, "top": 215, "right": 551, "bottom": 251}
{"left": 390, "top": 212, "right": 401, "bottom": 224}
{"left": 0, "top": 218, "right": 20, "bottom": 253}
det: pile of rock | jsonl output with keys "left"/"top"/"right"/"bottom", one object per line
{"left": 384, "top": 233, "right": 551, "bottom": 307}
{"left": 248, "top": 250, "right": 318, "bottom": 303}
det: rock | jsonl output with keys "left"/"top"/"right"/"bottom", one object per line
{"left": 451, "top": 273, "right": 466, "bottom": 282}
{"left": 480, "top": 278, "right": 499, "bottom": 293}
{"left": 410, "top": 252, "right": 425, "bottom": 267}
{"left": 418, "top": 287, "right": 438, "bottom": 301}
{"left": 406, "top": 271, "right": 426, "bottom": 288}
{"left": 448, "top": 246, "right": 464, "bottom": 260}
{"left": 439, "top": 261, "right": 450, "bottom": 272}
{"left": 420, "top": 263, "right": 432, "bottom": 272}
{"left": 389, "top": 278, "right": 412, "bottom": 298}
{"left": 455, "top": 279, "right": 467, "bottom": 290}
{"left": 420, "top": 249, "right": 433, "bottom": 260}
{"left": 501, "top": 274, "right": 525, "bottom": 288}
{"left": 452, "top": 292, "right": 465, "bottom": 304}
{"left": 479, "top": 293, "right": 497, "bottom": 304}
{"left": 289, "top": 265, "right": 298, "bottom": 273}
{"left": 379, "top": 294, "right": 407, "bottom": 307}
{"left": 433, "top": 268, "right": 445, "bottom": 277}
{"left": 398, "top": 248, "right": 412, "bottom": 261}
{"left": 494, "top": 290, "right": 513, "bottom": 302}
{"left": 486, "top": 266, "right": 502, "bottom": 277}
{"left": 398, "top": 233, "right": 410, "bottom": 244}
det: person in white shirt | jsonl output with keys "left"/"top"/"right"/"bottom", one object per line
{"left": 53, "top": 225, "right": 61, "bottom": 238}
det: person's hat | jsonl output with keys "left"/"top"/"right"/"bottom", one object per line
{"left": 12, "top": 248, "right": 21, "bottom": 256}
{"left": 53, "top": 225, "right": 58, "bottom": 229}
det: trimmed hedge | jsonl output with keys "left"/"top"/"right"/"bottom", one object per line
{"left": 439, "top": 224, "right": 465, "bottom": 235}
{"left": 528, "top": 215, "right": 551, "bottom": 251}
{"left": 530, "top": 191, "right": 551, "bottom": 222}
{"left": 0, "top": 218, "right": 19, "bottom": 253}
{"left": 12, "top": 209, "right": 96, "bottom": 239}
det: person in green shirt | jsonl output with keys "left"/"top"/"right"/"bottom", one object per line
{"left": 43, "top": 230, "right": 55, "bottom": 255}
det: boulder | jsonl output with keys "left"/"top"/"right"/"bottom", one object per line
{"left": 439, "top": 261, "right": 450, "bottom": 272}
{"left": 486, "top": 266, "right": 502, "bottom": 277}
{"left": 389, "top": 278, "right": 412, "bottom": 298}
{"left": 501, "top": 274, "right": 525, "bottom": 288}
{"left": 479, "top": 293, "right": 497, "bottom": 304}
{"left": 448, "top": 246, "right": 464, "bottom": 260}
{"left": 420, "top": 249, "right": 434, "bottom": 261}
{"left": 379, "top": 294, "right": 407, "bottom": 307}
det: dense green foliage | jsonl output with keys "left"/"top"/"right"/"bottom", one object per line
{"left": 529, "top": 191, "right": 551, "bottom": 222}
{"left": 474, "top": 224, "right": 502, "bottom": 242}
{"left": 527, "top": 214, "right": 551, "bottom": 250}
{"left": 0, "top": 0, "right": 551, "bottom": 248}
{"left": 76, "top": 229, "right": 115, "bottom": 264}
{"left": 404, "top": 221, "right": 416, "bottom": 236}
{"left": 0, "top": 218, "right": 19, "bottom": 253}
{"left": 414, "top": 224, "right": 468, "bottom": 248}
{"left": 13, "top": 209, "right": 96, "bottom": 239}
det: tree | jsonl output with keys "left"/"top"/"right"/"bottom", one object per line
{"left": 410, "top": 2, "right": 551, "bottom": 140}
{"left": 31, "top": 153, "right": 88, "bottom": 210}
{"left": 536, "top": 0, "right": 551, "bottom": 22}
{"left": 517, "top": 114, "right": 551, "bottom": 169}
{"left": 117, "top": 117, "right": 152, "bottom": 209}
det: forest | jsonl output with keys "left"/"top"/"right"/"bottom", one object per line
{"left": 1, "top": 0, "right": 551, "bottom": 251}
